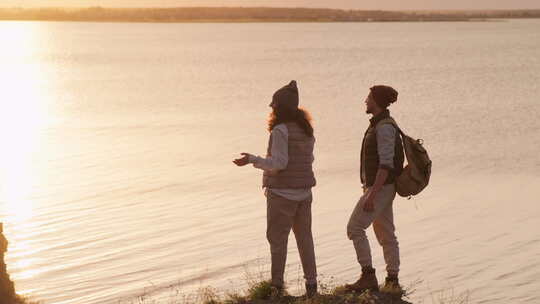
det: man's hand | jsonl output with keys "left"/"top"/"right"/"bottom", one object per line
{"left": 362, "top": 168, "right": 389, "bottom": 212}
{"left": 233, "top": 153, "right": 250, "bottom": 166}
{"left": 363, "top": 190, "right": 377, "bottom": 212}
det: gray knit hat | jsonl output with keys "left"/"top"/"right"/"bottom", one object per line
{"left": 269, "top": 80, "right": 299, "bottom": 109}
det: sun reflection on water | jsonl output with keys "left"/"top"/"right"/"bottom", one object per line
{"left": 0, "top": 22, "right": 51, "bottom": 279}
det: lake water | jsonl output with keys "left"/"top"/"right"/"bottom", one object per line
{"left": 0, "top": 20, "right": 539, "bottom": 304}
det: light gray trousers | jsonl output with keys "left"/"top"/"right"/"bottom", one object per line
{"left": 347, "top": 184, "right": 400, "bottom": 276}
{"left": 266, "top": 191, "right": 317, "bottom": 287}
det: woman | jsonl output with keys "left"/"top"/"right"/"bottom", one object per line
{"left": 233, "top": 80, "right": 318, "bottom": 298}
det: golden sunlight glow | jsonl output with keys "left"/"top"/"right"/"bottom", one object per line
{"left": 0, "top": 22, "right": 49, "bottom": 227}
{"left": 11, "top": 257, "right": 41, "bottom": 280}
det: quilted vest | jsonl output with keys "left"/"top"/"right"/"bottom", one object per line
{"left": 360, "top": 111, "right": 404, "bottom": 187}
{"left": 262, "top": 123, "right": 316, "bottom": 189}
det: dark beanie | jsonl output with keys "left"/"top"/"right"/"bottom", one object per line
{"left": 270, "top": 80, "right": 299, "bottom": 109}
{"left": 370, "top": 85, "right": 398, "bottom": 108}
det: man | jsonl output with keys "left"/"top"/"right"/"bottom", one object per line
{"left": 233, "top": 81, "right": 318, "bottom": 298}
{"left": 345, "top": 85, "right": 405, "bottom": 293}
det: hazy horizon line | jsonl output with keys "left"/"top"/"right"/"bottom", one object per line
{"left": 2, "top": 7, "right": 539, "bottom": 23}
{"left": 2, "top": 6, "right": 540, "bottom": 12}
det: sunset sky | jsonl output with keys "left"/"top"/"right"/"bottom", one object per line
{"left": 2, "top": 0, "right": 540, "bottom": 10}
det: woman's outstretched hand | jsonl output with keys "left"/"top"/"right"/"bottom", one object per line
{"left": 233, "top": 153, "right": 250, "bottom": 166}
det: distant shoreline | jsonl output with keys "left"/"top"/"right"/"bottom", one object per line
{"left": 1, "top": 7, "right": 540, "bottom": 23}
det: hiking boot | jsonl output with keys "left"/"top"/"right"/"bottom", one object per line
{"left": 305, "top": 282, "right": 318, "bottom": 298}
{"left": 345, "top": 266, "right": 379, "bottom": 292}
{"left": 270, "top": 284, "right": 285, "bottom": 298}
{"left": 380, "top": 276, "right": 404, "bottom": 296}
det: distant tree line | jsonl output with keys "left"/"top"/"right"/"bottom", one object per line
{"left": 0, "top": 7, "right": 539, "bottom": 22}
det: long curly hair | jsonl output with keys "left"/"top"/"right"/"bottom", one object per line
{"left": 268, "top": 105, "right": 314, "bottom": 137}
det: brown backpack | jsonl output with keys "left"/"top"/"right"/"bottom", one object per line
{"left": 378, "top": 118, "right": 432, "bottom": 197}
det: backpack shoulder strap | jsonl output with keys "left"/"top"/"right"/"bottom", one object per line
{"left": 376, "top": 118, "right": 406, "bottom": 137}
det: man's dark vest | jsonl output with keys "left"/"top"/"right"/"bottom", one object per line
{"left": 262, "top": 122, "right": 316, "bottom": 189}
{"left": 360, "top": 110, "right": 404, "bottom": 187}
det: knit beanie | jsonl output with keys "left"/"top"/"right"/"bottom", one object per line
{"left": 370, "top": 85, "right": 398, "bottom": 108}
{"left": 270, "top": 80, "right": 299, "bottom": 109}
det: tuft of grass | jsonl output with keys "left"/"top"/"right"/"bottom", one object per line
{"left": 198, "top": 286, "right": 220, "bottom": 304}
{"left": 247, "top": 280, "right": 276, "bottom": 300}
{"left": 357, "top": 290, "right": 380, "bottom": 304}
{"left": 222, "top": 292, "right": 248, "bottom": 304}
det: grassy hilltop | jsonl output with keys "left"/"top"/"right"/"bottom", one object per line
{"left": 115, "top": 276, "right": 470, "bottom": 304}
{"left": 119, "top": 280, "right": 416, "bottom": 304}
